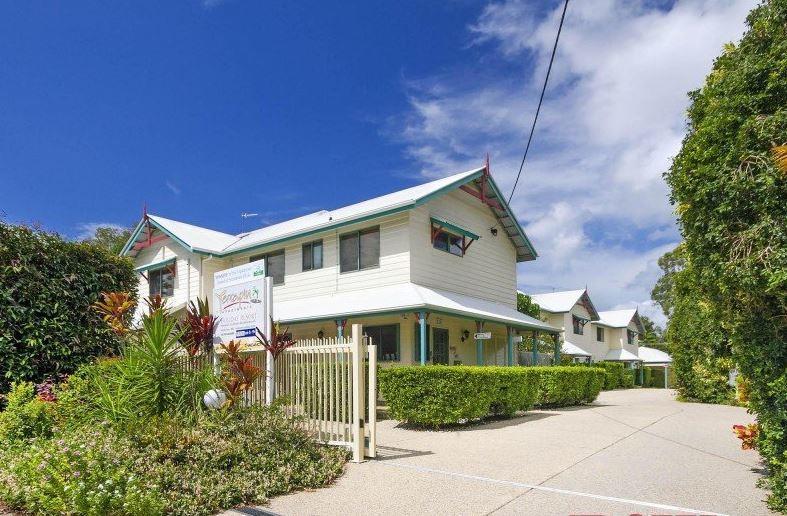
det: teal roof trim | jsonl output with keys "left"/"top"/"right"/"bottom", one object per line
{"left": 134, "top": 257, "right": 176, "bottom": 273}
{"left": 430, "top": 216, "right": 480, "bottom": 241}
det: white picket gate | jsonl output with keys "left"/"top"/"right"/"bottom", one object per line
{"left": 211, "top": 324, "right": 375, "bottom": 462}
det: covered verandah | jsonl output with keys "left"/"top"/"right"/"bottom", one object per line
{"left": 638, "top": 346, "right": 673, "bottom": 388}
{"left": 274, "top": 283, "right": 561, "bottom": 367}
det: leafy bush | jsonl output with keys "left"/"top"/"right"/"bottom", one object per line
{"left": 622, "top": 369, "right": 636, "bottom": 389}
{"left": 0, "top": 382, "right": 54, "bottom": 446}
{"left": 129, "top": 407, "right": 347, "bottom": 516}
{"left": 530, "top": 367, "right": 605, "bottom": 407}
{"left": 0, "top": 406, "right": 347, "bottom": 516}
{"left": 379, "top": 366, "right": 540, "bottom": 427}
{"left": 379, "top": 366, "right": 605, "bottom": 426}
{"left": 597, "top": 362, "right": 627, "bottom": 389}
{"left": 663, "top": 0, "right": 787, "bottom": 508}
{"left": 0, "top": 223, "right": 137, "bottom": 393}
{"left": 0, "top": 426, "right": 165, "bottom": 515}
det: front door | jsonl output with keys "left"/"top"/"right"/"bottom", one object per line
{"left": 432, "top": 328, "right": 449, "bottom": 365}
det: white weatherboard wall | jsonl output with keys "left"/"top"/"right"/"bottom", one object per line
{"left": 132, "top": 237, "right": 201, "bottom": 319}
{"left": 214, "top": 212, "right": 411, "bottom": 304}
{"left": 409, "top": 190, "right": 518, "bottom": 306}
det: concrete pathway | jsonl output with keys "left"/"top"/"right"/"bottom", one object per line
{"left": 228, "top": 389, "right": 773, "bottom": 516}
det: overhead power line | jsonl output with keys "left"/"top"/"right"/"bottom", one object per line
{"left": 507, "top": 0, "right": 570, "bottom": 204}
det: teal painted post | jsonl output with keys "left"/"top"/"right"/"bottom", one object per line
{"left": 336, "top": 319, "right": 344, "bottom": 339}
{"left": 638, "top": 364, "right": 644, "bottom": 385}
{"left": 506, "top": 327, "right": 514, "bottom": 366}
{"left": 553, "top": 334, "right": 560, "bottom": 365}
{"left": 419, "top": 311, "right": 427, "bottom": 366}
{"left": 475, "top": 321, "right": 484, "bottom": 366}
{"left": 531, "top": 331, "right": 538, "bottom": 366}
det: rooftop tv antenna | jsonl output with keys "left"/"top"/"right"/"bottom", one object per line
{"left": 240, "top": 212, "right": 258, "bottom": 232}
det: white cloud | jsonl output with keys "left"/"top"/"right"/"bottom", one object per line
{"left": 393, "top": 0, "right": 753, "bottom": 317}
{"left": 74, "top": 222, "right": 127, "bottom": 241}
{"left": 165, "top": 180, "right": 181, "bottom": 196}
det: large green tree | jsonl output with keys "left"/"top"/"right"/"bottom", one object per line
{"left": 81, "top": 225, "right": 132, "bottom": 255}
{"left": 664, "top": 0, "right": 787, "bottom": 509}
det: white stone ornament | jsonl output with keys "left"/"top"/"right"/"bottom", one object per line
{"left": 203, "top": 389, "right": 227, "bottom": 410}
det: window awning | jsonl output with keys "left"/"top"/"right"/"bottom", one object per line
{"left": 430, "top": 216, "right": 480, "bottom": 241}
{"left": 134, "top": 257, "right": 176, "bottom": 273}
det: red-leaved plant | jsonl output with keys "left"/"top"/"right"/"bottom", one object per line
{"left": 179, "top": 297, "right": 218, "bottom": 356}
{"left": 254, "top": 318, "right": 296, "bottom": 360}
{"left": 220, "top": 340, "right": 262, "bottom": 407}
{"left": 144, "top": 294, "right": 168, "bottom": 315}
{"left": 93, "top": 292, "right": 136, "bottom": 336}
{"left": 733, "top": 423, "right": 759, "bottom": 450}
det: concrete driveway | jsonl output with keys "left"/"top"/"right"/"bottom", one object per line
{"left": 231, "top": 389, "right": 772, "bottom": 516}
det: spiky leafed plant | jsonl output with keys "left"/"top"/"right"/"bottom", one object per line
{"left": 178, "top": 297, "right": 218, "bottom": 356}
{"left": 93, "top": 292, "right": 136, "bottom": 336}
{"left": 219, "top": 340, "right": 262, "bottom": 407}
{"left": 254, "top": 318, "right": 296, "bottom": 360}
{"left": 144, "top": 294, "right": 169, "bottom": 316}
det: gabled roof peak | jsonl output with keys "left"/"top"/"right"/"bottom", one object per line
{"left": 528, "top": 289, "right": 600, "bottom": 320}
{"left": 122, "top": 165, "right": 537, "bottom": 261}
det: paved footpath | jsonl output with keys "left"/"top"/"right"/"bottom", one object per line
{"left": 227, "top": 389, "right": 774, "bottom": 516}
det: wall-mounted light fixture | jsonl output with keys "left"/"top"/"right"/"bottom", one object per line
{"left": 490, "top": 227, "right": 498, "bottom": 236}
{"left": 461, "top": 329, "right": 470, "bottom": 342}
{"left": 317, "top": 329, "right": 324, "bottom": 339}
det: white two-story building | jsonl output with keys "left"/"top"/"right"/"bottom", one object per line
{"left": 122, "top": 165, "right": 559, "bottom": 366}
{"left": 529, "top": 289, "right": 644, "bottom": 366}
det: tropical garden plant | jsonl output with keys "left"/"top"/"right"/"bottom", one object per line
{"left": 662, "top": 0, "right": 787, "bottom": 508}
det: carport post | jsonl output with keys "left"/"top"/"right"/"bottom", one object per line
{"left": 664, "top": 365, "right": 669, "bottom": 388}
{"left": 553, "top": 333, "right": 560, "bottom": 365}
{"left": 638, "top": 364, "right": 644, "bottom": 386}
{"left": 531, "top": 331, "right": 539, "bottom": 366}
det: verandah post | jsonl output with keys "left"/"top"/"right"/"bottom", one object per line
{"left": 475, "top": 320, "right": 484, "bottom": 365}
{"left": 531, "top": 331, "right": 539, "bottom": 366}
{"left": 419, "top": 311, "right": 427, "bottom": 366}
{"left": 553, "top": 333, "right": 560, "bottom": 365}
{"left": 638, "top": 363, "right": 644, "bottom": 385}
{"left": 506, "top": 326, "right": 514, "bottom": 366}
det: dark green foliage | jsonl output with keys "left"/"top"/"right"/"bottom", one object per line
{"left": 379, "top": 366, "right": 604, "bottom": 427}
{"left": 639, "top": 315, "right": 664, "bottom": 346}
{"left": 0, "top": 223, "right": 137, "bottom": 393}
{"left": 597, "top": 362, "right": 628, "bottom": 390}
{"left": 516, "top": 292, "right": 542, "bottom": 319}
{"left": 530, "top": 366, "right": 606, "bottom": 407}
{"left": 664, "top": 1, "right": 787, "bottom": 508}
{"left": 80, "top": 225, "right": 133, "bottom": 255}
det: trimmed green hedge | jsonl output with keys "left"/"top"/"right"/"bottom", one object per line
{"left": 597, "top": 362, "right": 628, "bottom": 389}
{"left": 378, "top": 365, "right": 605, "bottom": 427}
{"left": 531, "top": 366, "right": 606, "bottom": 407}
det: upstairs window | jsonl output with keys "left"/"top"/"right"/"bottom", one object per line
{"left": 627, "top": 329, "right": 636, "bottom": 345}
{"left": 596, "top": 327, "right": 605, "bottom": 342}
{"left": 250, "top": 250, "right": 285, "bottom": 285}
{"left": 430, "top": 217, "right": 478, "bottom": 258}
{"left": 433, "top": 230, "right": 465, "bottom": 257}
{"left": 572, "top": 315, "right": 587, "bottom": 335}
{"left": 149, "top": 265, "right": 175, "bottom": 298}
{"left": 302, "top": 240, "right": 323, "bottom": 271}
{"left": 340, "top": 227, "right": 379, "bottom": 272}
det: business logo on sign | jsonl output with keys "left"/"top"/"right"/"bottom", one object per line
{"left": 235, "top": 328, "right": 256, "bottom": 338}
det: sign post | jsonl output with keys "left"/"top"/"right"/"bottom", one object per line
{"left": 213, "top": 262, "right": 273, "bottom": 400}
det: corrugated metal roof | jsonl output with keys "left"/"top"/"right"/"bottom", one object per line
{"left": 605, "top": 348, "right": 641, "bottom": 361}
{"left": 638, "top": 346, "right": 672, "bottom": 365}
{"left": 273, "top": 282, "right": 559, "bottom": 332}
{"left": 596, "top": 309, "right": 644, "bottom": 332}
{"left": 122, "top": 166, "right": 536, "bottom": 261}
{"left": 562, "top": 341, "right": 592, "bottom": 356}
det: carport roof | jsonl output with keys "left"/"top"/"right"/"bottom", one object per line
{"left": 274, "top": 282, "right": 558, "bottom": 333}
{"left": 638, "top": 346, "right": 672, "bottom": 365}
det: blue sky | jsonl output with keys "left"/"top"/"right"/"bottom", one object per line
{"left": 0, "top": 1, "right": 754, "bottom": 323}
